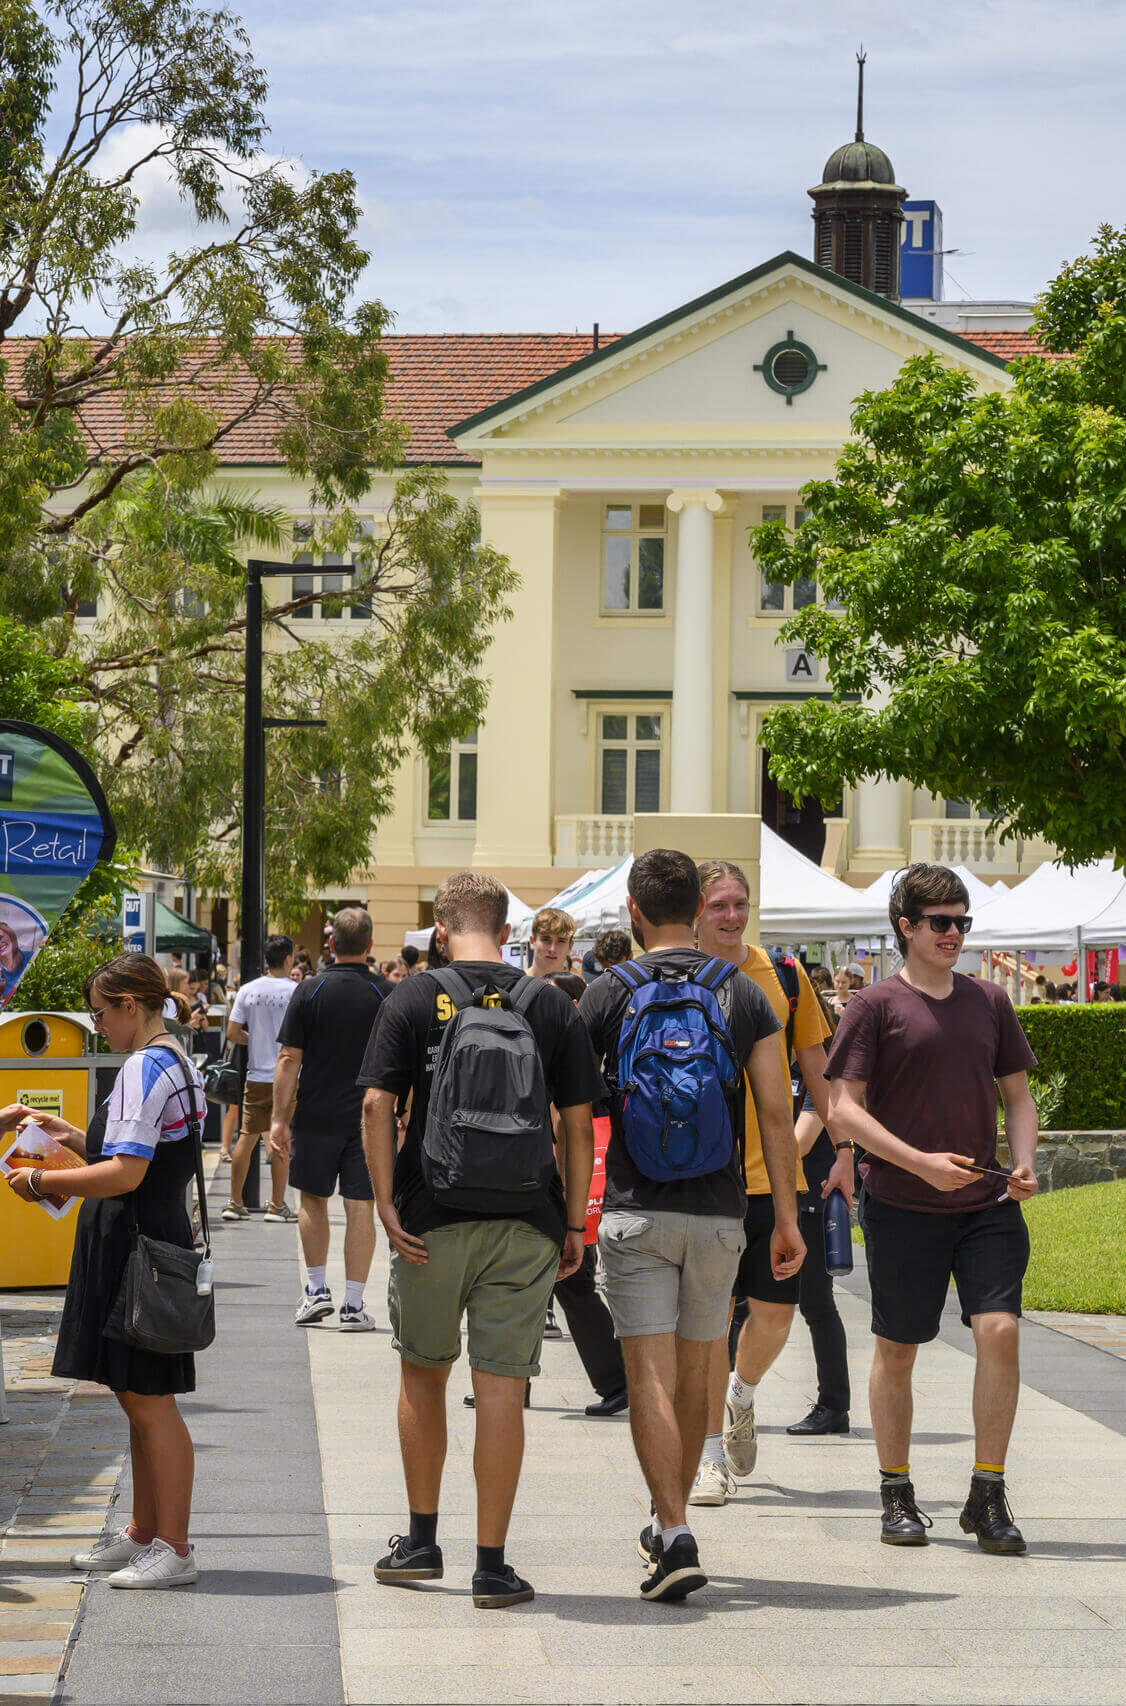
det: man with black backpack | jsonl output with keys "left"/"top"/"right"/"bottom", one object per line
{"left": 577, "top": 849, "right": 800, "bottom": 1602}
{"left": 358, "top": 871, "right": 599, "bottom": 1611}
{"left": 691, "top": 861, "right": 854, "bottom": 1508}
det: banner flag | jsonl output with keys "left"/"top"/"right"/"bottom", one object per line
{"left": 0, "top": 721, "right": 116, "bottom": 1009}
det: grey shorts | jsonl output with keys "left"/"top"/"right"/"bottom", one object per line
{"left": 388, "top": 1218, "right": 560, "bottom": 1379}
{"left": 597, "top": 1209, "right": 746, "bottom": 1341}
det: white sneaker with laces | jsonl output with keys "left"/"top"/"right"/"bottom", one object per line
{"left": 688, "top": 1458, "right": 737, "bottom": 1506}
{"left": 107, "top": 1538, "right": 199, "bottom": 1589}
{"left": 723, "top": 1397, "right": 758, "bottom": 1478}
{"left": 338, "top": 1304, "right": 376, "bottom": 1332}
{"left": 221, "top": 1200, "right": 249, "bottom": 1221}
{"left": 295, "top": 1287, "right": 334, "bottom": 1326}
{"left": 264, "top": 1201, "right": 297, "bottom": 1224}
{"left": 70, "top": 1528, "right": 146, "bottom": 1570}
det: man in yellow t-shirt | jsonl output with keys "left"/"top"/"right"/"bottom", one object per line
{"left": 688, "top": 860, "right": 854, "bottom": 1507}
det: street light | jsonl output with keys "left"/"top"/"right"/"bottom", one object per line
{"left": 238, "top": 558, "right": 327, "bottom": 1209}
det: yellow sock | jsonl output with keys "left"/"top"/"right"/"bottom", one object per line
{"left": 974, "top": 1461, "right": 1005, "bottom": 1478}
{"left": 880, "top": 1465, "right": 910, "bottom": 1480}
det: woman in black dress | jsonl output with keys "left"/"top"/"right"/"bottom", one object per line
{"left": 3, "top": 954, "right": 208, "bottom": 1589}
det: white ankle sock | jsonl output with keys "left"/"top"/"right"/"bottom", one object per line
{"left": 702, "top": 1432, "right": 725, "bottom": 1468}
{"left": 307, "top": 1265, "right": 327, "bottom": 1293}
{"left": 727, "top": 1373, "right": 757, "bottom": 1411}
{"left": 660, "top": 1523, "right": 691, "bottom": 1547}
{"left": 344, "top": 1280, "right": 364, "bottom": 1311}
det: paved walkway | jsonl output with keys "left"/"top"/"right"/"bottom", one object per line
{"left": 7, "top": 1184, "right": 1126, "bottom": 1706}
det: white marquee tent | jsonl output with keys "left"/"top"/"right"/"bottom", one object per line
{"left": 967, "top": 859, "right": 1126, "bottom": 954}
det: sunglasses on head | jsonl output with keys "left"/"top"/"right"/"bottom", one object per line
{"left": 909, "top": 913, "right": 973, "bottom": 936}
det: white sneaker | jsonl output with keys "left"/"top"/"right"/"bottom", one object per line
{"left": 264, "top": 1201, "right": 297, "bottom": 1223}
{"left": 338, "top": 1304, "right": 376, "bottom": 1332}
{"left": 723, "top": 1398, "right": 758, "bottom": 1478}
{"left": 107, "top": 1538, "right": 199, "bottom": 1589}
{"left": 221, "top": 1201, "right": 249, "bottom": 1221}
{"left": 688, "top": 1458, "right": 737, "bottom": 1506}
{"left": 71, "top": 1528, "right": 146, "bottom": 1570}
{"left": 295, "top": 1287, "right": 334, "bottom": 1326}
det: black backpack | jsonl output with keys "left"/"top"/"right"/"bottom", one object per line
{"left": 421, "top": 968, "right": 556, "bottom": 1213}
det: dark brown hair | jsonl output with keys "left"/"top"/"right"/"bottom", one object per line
{"left": 84, "top": 954, "right": 190, "bottom": 1023}
{"left": 434, "top": 871, "right": 508, "bottom": 939}
{"left": 546, "top": 971, "right": 587, "bottom": 1003}
{"left": 888, "top": 863, "right": 971, "bottom": 954}
{"left": 594, "top": 928, "right": 631, "bottom": 967}
{"left": 628, "top": 849, "right": 700, "bottom": 928}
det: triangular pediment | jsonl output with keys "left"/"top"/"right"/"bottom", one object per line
{"left": 448, "top": 252, "right": 1009, "bottom": 455}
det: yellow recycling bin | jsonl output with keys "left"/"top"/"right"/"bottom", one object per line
{"left": 0, "top": 1012, "right": 97, "bottom": 1288}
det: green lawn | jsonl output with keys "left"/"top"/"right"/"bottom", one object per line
{"left": 851, "top": 1180, "right": 1126, "bottom": 1314}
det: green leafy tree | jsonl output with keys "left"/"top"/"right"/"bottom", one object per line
{"left": 752, "top": 225, "right": 1126, "bottom": 867}
{"left": 0, "top": 0, "right": 516, "bottom": 920}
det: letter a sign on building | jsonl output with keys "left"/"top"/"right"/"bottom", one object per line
{"left": 784, "top": 647, "right": 820, "bottom": 684}
{"left": 0, "top": 721, "right": 117, "bottom": 1009}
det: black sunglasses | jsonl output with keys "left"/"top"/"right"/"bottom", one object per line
{"left": 909, "top": 913, "right": 973, "bottom": 936}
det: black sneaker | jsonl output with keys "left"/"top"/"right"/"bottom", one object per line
{"left": 636, "top": 1522, "right": 658, "bottom": 1570}
{"left": 880, "top": 1480, "right": 933, "bottom": 1546}
{"left": 959, "top": 1477, "right": 1027, "bottom": 1554}
{"left": 373, "top": 1533, "right": 443, "bottom": 1582}
{"left": 471, "top": 1564, "right": 534, "bottom": 1609}
{"left": 786, "top": 1404, "right": 849, "bottom": 1436}
{"left": 585, "top": 1390, "right": 628, "bottom": 1417}
{"left": 640, "top": 1532, "right": 707, "bottom": 1602}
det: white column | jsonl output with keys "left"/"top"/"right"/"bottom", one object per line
{"left": 667, "top": 489, "right": 723, "bottom": 813}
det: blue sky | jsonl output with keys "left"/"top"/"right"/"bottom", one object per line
{"left": 64, "top": 0, "right": 1126, "bottom": 334}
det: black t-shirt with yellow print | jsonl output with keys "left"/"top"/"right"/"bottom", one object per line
{"left": 357, "top": 962, "right": 603, "bottom": 1245}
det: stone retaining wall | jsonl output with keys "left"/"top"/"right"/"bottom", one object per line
{"left": 998, "top": 1132, "right": 1126, "bottom": 1191}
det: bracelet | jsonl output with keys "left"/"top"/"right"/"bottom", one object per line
{"left": 833, "top": 1141, "right": 853, "bottom": 1153}
{"left": 27, "top": 1169, "right": 44, "bottom": 1199}
{"left": 567, "top": 1225, "right": 586, "bottom": 1234}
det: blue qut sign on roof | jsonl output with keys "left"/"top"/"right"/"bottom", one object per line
{"left": 901, "top": 200, "right": 943, "bottom": 300}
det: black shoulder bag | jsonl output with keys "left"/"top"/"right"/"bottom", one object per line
{"left": 114, "top": 1043, "right": 216, "bottom": 1356}
{"left": 203, "top": 1040, "right": 245, "bottom": 1105}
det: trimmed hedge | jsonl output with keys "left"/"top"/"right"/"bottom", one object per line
{"left": 1016, "top": 1003, "right": 1126, "bottom": 1130}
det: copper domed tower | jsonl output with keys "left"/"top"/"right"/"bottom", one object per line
{"left": 809, "top": 54, "right": 906, "bottom": 299}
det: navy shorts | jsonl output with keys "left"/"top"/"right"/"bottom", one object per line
{"left": 732, "top": 1193, "right": 801, "bottom": 1307}
{"left": 289, "top": 1131, "right": 373, "bottom": 1201}
{"left": 859, "top": 1189, "right": 1030, "bottom": 1345}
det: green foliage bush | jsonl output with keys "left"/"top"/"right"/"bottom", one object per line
{"left": 1016, "top": 1005, "right": 1126, "bottom": 1129}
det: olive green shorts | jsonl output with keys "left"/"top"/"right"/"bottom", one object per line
{"left": 388, "top": 1219, "right": 560, "bottom": 1379}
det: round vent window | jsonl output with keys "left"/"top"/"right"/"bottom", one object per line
{"left": 755, "top": 332, "right": 825, "bottom": 404}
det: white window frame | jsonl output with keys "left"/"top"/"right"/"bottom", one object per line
{"left": 753, "top": 502, "right": 843, "bottom": 618}
{"left": 423, "top": 730, "right": 479, "bottom": 826}
{"left": 290, "top": 517, "right": 376, "bottom": 622}
{"left": 600, "top": 502, "right": 668, "bottom": 617}
{"left": 591, "top": 705, "right": 668, "bottom": 816}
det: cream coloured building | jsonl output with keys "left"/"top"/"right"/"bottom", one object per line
{"left": 188, "top": 247, "right": 1054, "bottom": 963}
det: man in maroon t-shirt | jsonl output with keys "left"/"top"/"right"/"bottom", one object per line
{"left": 826, "top": 863, "right": 1039, "bottom": 1555}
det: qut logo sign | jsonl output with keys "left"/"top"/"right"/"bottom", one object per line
{"left": 901, "top": 200, "right": 943, "bottom": 300}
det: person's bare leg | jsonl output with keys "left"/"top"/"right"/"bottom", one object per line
{"left": 970, "top": 1313, "right": 1021, "bottom": 1465}
{"left": 117, "top": 1393, "right": 194, "bottom": 1545}
{"left": 869, "top": 1337, "right": 918, "bottom": 1470}
{"left": 673, "top": 1338, "right": 715, "bottom": 1502}
{"left": 342, "top": 1197, "right": 377, "bottom": 1286}
{"left": 703, "top": 1298, "right": 737, "bottom": 1439}
{"left": 470, "top": 1370, "right": 529, "bottom": 1546}
{"left": 398, "top": 1361, "right": 450, "bottom": 1515}
{"left": 299, "top": 1193, "right": 330, "bottom": 1271}
{"left": 220, "top": 1103, "right": 237, "bottom": 1160}
{"left": 267, "top": 1147, "right": 289, "bottom": 1210}
{"left": 620, "top": 1334, "right": 686, "bottom": 1530}
{"left": 227, "top": 1127, "right": 258, "bottom": 1206}
{"left": 117, "top": 1402, "right": 156, "bottom": 1540}
{"left": 733, "top": 1299, "right": 795, "bottom": 1383}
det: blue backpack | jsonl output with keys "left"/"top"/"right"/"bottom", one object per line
{"left": 609, "top": 958, "right": 740, "bottom": 1182}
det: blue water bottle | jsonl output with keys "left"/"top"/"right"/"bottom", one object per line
{"left": 823, "top": 1187, "right": 854, "bottom": 1275}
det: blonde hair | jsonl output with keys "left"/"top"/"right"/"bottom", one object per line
{"left": 531, "top": 907, "right": 576, "bottom": 942}
{"left": 697, "top": 859, "right": 751, "bottom": 899}
{"left": 434, "top": 871, "right": 508, "bottom": 938}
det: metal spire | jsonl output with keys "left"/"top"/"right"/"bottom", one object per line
{"left": 855, "top": 47, "right": 866, "bottom": 142}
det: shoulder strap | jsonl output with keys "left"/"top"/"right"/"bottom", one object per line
{"left": 427, "top": 966, "right": 477, "bottom": 1010}
{"left": 695, "top": 956, "right": 739, "bottom": 993}
{"left": 128, "top": 1040, "right": 210, "bottom": 1260}
{"left": 767, "top": 949, "right": 801, "bottom": 1061}
{"left": 609, "top": 960, "right": 650, "bottom": 993}
{"left": 507, "top": 976, "right": 547, "bottom": 1016}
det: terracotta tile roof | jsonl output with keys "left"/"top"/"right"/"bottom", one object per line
{"left": 954, "top": 329, "right": 1065, "bottom": 361}
{"left": 1, "top": 332, "right": 614, "bottom": 469}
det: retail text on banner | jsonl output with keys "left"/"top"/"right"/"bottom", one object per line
{"left": 0, "top": 721, "right": 117, "bottom": 1010}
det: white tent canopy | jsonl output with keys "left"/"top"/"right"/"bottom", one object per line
{"left": 513, "top": 830, "right": 890, "bottom": 944}
{"left": 404, "top": 887, "right": 534, "bottom": 954}
{"left": 968, "top": 859, "right": 1126, "bottom": 952}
